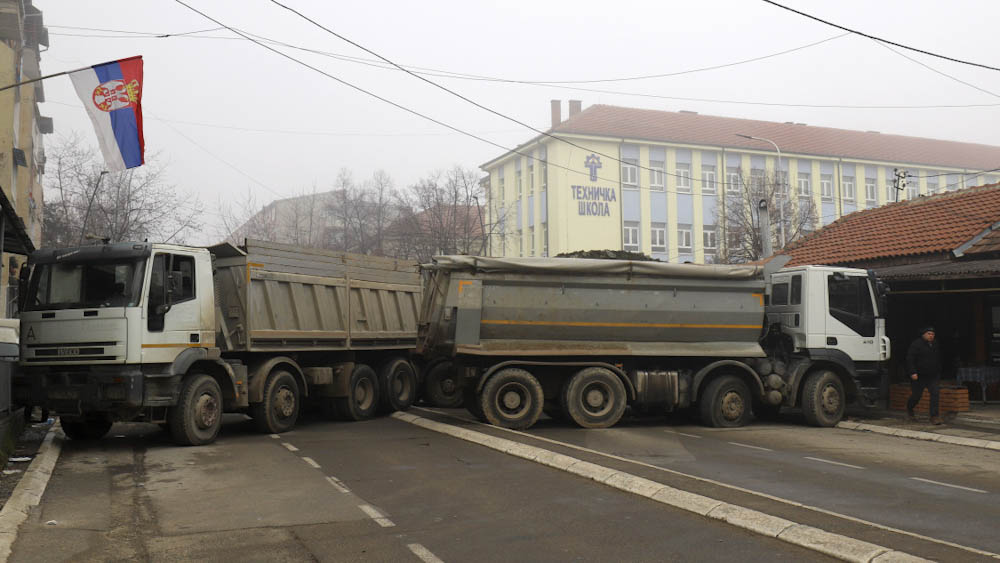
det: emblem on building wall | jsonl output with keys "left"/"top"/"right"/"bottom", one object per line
{"left": 585, "top": 154, "right": 602, "bottom": 182}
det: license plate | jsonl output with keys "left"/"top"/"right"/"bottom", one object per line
{"left": 56, "top": 347, "right": 79, "bottom": 356}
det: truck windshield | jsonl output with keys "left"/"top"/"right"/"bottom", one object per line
{"left": 25, "top": 259, "right": 146, "bottom": 311}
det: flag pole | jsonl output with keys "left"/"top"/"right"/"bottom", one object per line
{"left": 0, "top": 55, "right": 142, "bottom": 94}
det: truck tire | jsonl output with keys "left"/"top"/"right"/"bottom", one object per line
{"left": 801, "top": 370, "right": 845, "bottom": 427}
{"left": 378, "top": 358, "right": 417, "bottom": 413}
{"left": 334, "top": 364, "right": 380, "bottom": 421}
{"left": 560, "top": 367, "right": 626, "bottom": 429}
{"left": 699, "top": 375, "right": 751, "bottom": 428}
{"left": 423, "top": 361, "right": 463, "bottom": 408}
{"left": 168, "top": 374, "right": 222, "bottom": 446}
{"left": 464, "top": 386, "right": 487, "bottom": 422}
{"left": 479, "top": 368, "right": 543, "bottom": 430}
{"left": 61, "top": 417, "right": 113, "bottom": 441}
{"left": 250, "top": 370, "right": 300, "bottom": 434}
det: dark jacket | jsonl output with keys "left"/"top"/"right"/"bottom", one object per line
{"left": 906, "top": 337, "right": 942, "bottom": 379}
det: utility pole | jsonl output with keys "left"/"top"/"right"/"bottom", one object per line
{"left": 892, "top": 168, "right": 906, "bottom": 202}
{"left": 736, "top": 134, "right": 785, "bottom": 248}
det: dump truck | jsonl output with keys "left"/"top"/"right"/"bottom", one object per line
{"left": 416, "top": 255, "right": 889, "bottom": 430}
{"left": 13, "top": 239, "right": 421, "bottom": 445}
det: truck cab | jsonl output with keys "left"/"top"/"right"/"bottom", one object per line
{"left": 766, "top": 265, "right": 890, "bottom": 404}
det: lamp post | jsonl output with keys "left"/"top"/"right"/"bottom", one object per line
{"left": 736, "top": 134, "right": 785, "bottom": 248}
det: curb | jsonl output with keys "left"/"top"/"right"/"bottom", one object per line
{"left": 392, "top": 412, "right": 928, "bottom": 563}
{"left": 837, "top": 421, "right": 1000, "bottom": 451}
{"left": 0, "top": 422, "right": 64, "bottom": 562}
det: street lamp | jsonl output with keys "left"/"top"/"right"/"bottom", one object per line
{"left": 736, "top": 134, "right": 785, "bottom": 248}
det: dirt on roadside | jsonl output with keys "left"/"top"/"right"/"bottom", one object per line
{"left": 0, "top": 416, "right": 54, "bottom": 511}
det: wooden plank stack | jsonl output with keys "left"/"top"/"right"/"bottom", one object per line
{"left": 889, "top": 382, "right": 970, "bottom": 414}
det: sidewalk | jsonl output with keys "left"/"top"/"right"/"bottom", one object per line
{"left": 842, "top": 402, "right": 1000, "bottom": 450}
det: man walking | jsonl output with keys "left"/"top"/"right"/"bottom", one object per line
{"left": 906, "top": 326, "right": 943, "bottom": 424}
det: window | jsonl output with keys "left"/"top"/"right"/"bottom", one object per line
{"left": 797, "top": 172, "right": 811, "bottom": 196}
{"left": 170, "top": 255, "right": 196, "bottom": 303}
{"left": 676, "top": 163, "right": 691, "bottom": 193}
{"left": 516, "top": 168, "right": 522, "bottom": 195}
{"left": 790, "top": 274, "right": 802, "bottom": 305}
{"left": 702, "top": 165, "right": 717, "bottom": 194}
{"left": 820, "top": 174, "right": 833, "bottom": 200}
{"left": 906, "top": 172, "right": 919, "bottom": 199}
{"left": 865, "top": 178, "right": 877, "bottom": 204}
{"left": 703, "top": 227, "right": 717, "bottom": 252}
{"left": 518, "top": 230, "right": 523, "bottom": 257}
{"left": 498, "top": 173, "right": 505, "bottom": 202}
{"left": 828, "top": 274, "right": 875, "bottom": 337}
{"left": 528, "top": 226, "right": 535, "bottom": 256}
{"left": 651, "top": 222, "right": 666, "bottom": 252}
{"left": 528, "top": 162, "right": 534, "bottom": 195}
{"left": 621, "top": 159, "right": 638, "bottom": 187}
{"left": 623, "top": 221, "right": 640, "bottom": 251}
{"left": 926, "top": 177, "right": 939, "bottom": 194}
{"left": 726, "top": 167, "right": 741, "bottom": 193}
{"left": 775, "top": 170, "right": 788, "bottom": 196}
{"left": 541, "top": 160, "right": 547, "bottom": 191}
{"left": 843, "top": 176, "right": 855, "bottom": 201}
{"left": 750, "top": 168, "right": 765, "bottom": 193}
{"left": 771, "top": 282, "right": 789, "bottom": 305}
{"left": 650, "top": 160, "right": 665, "bottom": 191}
{"left": 678, "top": 225, "right": 692, "bottom": 251}
{"left": 542, "top": 224, "right": 548, "bottom": 257}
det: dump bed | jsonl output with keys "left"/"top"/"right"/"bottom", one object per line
{"left": 213, "top": 240, "right": 420, "bottom": 352}
{"left": 418, "top": 256, "right": 767, "bottom": 358}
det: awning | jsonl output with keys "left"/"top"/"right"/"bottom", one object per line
{"left": 873, "top": 258, "right": 1000, "bottom": 281}
{"left": 0, "top": 187, "right": 34, "bottom": 256}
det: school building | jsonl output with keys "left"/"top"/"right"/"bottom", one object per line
{"left": 481, "top": 101, "right": 1000, "bottom": 263}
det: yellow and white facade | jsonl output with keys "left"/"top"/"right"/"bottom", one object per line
{"left": 482, "top": 102, "right": 1000, "bottom": 263}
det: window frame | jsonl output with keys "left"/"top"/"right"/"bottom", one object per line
{"left": 676, "top": 163, "right": 692, "bottom": 193}
{"left": 621, "top": 159, "right": 639, "bottom": 187}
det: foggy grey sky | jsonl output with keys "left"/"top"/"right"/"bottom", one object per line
{"left": 34, "top": 0, "right": 1000, "bottom": 244}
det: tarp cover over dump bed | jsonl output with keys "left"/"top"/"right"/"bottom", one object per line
{"left": 427, "top": 256, "right": 763, "bottom": 280}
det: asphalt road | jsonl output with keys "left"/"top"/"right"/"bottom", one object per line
{"left": 9, "top": 413, "right": 836, "bottom": 563}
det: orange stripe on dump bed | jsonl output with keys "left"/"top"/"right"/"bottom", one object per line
{"left": 480, "top": 319, "right": 761, "bottom": 330}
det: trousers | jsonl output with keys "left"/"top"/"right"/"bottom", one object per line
{"left": 906, "top": 376, "right": 940, "bottom": 417}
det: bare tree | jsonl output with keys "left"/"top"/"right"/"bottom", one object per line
{"left": 218, "top": 187, "right": 278, "bottom": 245}
{"left": 391, "top": 166, "right": 484, "bottom": 262}
{"left": 43, "top": 134, "right": 200, "bottom": 247}
{"left": 718, "top": 168, "right": 817, "bottom": 263}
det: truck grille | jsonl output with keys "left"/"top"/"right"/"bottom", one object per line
{"left": 24, "top": 341, "right": 121, "bottom": 363}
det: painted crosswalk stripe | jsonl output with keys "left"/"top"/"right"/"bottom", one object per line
{"left": 302, "top": 457, "right": 321, "bottom": 469}
{"left": 804, "top": 456, "right": 864, "bottom": 470}
{"left": 281, "top": 443, "right": 299, "bottom": 452}
{"left": 728, "top": 441, "right": 773, "bottom": 452}
{"left": 326, "top": 476, "right": 350, "bottom": 493}
{"left": 665, "top": 430, "right": 702, "bottom": 439}
{"left": 408, "top": 543, "right": 444, "bottom": 563}
{"left": 270, "top": 434, "right": 280, "bottom": 439}
{"left": 359, "top": 504, "right": 395, "bottom": 527}
{"left": 910, "top": 477, "right": 987, "bottom": 494}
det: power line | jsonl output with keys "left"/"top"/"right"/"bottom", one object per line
{"left": 871, "top": 39, "right": 1000, "bottom": 100}
{"left": 760, "top": 0, "right": 1000, "bottom": 73}
{"left": 45, "top": 21, "right": 1000, "bottom": 110}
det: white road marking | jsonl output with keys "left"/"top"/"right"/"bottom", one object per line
{"left": 728, "top": 441, "right": 773, "bottom": 452}
{"left": 270, "top": 434, "right": 280, "bottom": 439}
{"left": 281, "top": 442, "right": 299, "bottom": 452}
{"left": 407, "top": 543, "right": 444, "bottom": 563}
{"left": 358, "top": 504, "right": 395, "bottom": 527}
{"left": 302, "top": 457, "right": 321, "bottom": 469}
{"left": 910, "top": 477, "right": 987, "bottom": 494}
{"left": 804, "top": 457, "right": 865, "bottom": 470}
{"left": 326, "top": 476, "right": 350, "bottom": 493}
{"left": 409, "top": 407, "right": 998, "bottom": 560}
{"left": 665, "top": 430, "right": 702, "bottom": 439}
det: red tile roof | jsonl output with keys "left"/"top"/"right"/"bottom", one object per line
{"left": 552, "top": 105, "right": 1000, "bottom": 170}
{"left": 782, "top": 184, "right": 1000, "bottom": 265}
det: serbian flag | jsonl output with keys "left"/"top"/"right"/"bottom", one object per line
{"left": 69, "top": 56, "right": 145, "bottom": 171}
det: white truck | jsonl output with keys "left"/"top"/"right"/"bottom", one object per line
{"left": 13, "top": 239, "right": 422, "bottom": 445}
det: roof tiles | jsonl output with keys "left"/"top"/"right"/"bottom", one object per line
{"left": 783, "top": 184, "right": 1000, "bottom": 265}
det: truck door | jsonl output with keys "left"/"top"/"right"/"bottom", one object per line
{"left": 824, "top": 273, "right": 880, "bottom": 362}
{"left": 142, "top": 252, "right": 201, "bottom": 363}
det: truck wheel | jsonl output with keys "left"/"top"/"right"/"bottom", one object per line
{"left": 378, "top": 358, "right": 417, "bottom": 413}
{"left": 463, "top": 386, "right": 487, "bottom": 422}
{"left": 802, "top": 370, "right": 845, "bottom": 427}
{"left": 479, "top": 368, "right": 543, "bottom": 430}
{"left": 251, "top": 370, "right": 300, "bottom": 434}
{"left": 561, "top": 367, "right": 626, "bottom": 429}
{"left": 61, "top": 417, "right": 113, "bottom": 441}
{"left": 169, "top": 374, "right": 222, "bottom": 446}
{"left": 699, "top": 375, "right": 751, "bottom": 428}
{"left": 334, "top": 364, "right": 380, "bottom": 421}
{"left": 423, "top": 361, "right": 463, "bottom": 408}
